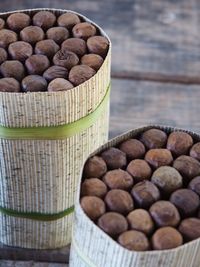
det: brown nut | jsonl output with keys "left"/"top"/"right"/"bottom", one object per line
{"left": 72, "top": 22, "right": 97, "bottom": 40}
{"left": 188, "top": 176, "right": 200, "bottom": 196}
{"left": 127, "top": 159, "right": 152, "bottom": 183}
{"left": 151, "top": 166, "right": 183, "bottom": 194}
{"left": 43, "top": 66, "right": 68, "bottom": 82}
{"left": 22, "top": 75, "right": 47, "bottom": 92}
{"left": 131, "top": 181, "right": 160, "bottom": 209}
{"left": 101, "top": 147, "right": 127, "bottom": 170}
{"left": 0, "top": 48, "right": 7, "bottom": 64}
{"left": 0, "top": 29, "right": 17, "bottom": 48}
{"left": 33, "top": 11, "right": 56, "bottom": 30}
{"left": 48, "top": 78, "right": 74, "bottom": 92}
{"left": 119, "top": 139, "right": 146, "bottom": 160}
{"left": 8, "top": 41, "right": 33, "bottom": 62}
{"left": 98, "top": 212, "right": 128, "bottom": 237}
{"left": 35, "top": 39, "right": 60, "bottom": 59}
{"left": 1, "top": 60, "right": 25, "bottom": 81}
{"left": 105, "top": 189, "right": 134, "bottom": 215}
{"left": 20, "top": 26, "right": 44, "bottom": 44}
{"left": 190, "top": 142, "right": 200, "bottom": 161}
{"left": 145, "top": 149, "right": 173, "bottom": 169}
{"left": 170, "top": 189, "right": 200, "bottom": 217}
{"left": 46, "top": 27, "right": 69, "bottom": 45}
{"left": 152, "top": 227, "right": 183, "bottom": 250}
{"left": 127, "top": 209, "right": 154, "bottom": 235}
{"left": 0, "top": 18, "right": 5, "bottom": 30}
{"left": 87, "top": 36, "right": 109, "bottom": 57}
{"left": 167, "top": 131, "right": 193, "bottom": 157}
{"left": 62, "top": 38, "right": 87, "bottom": 57}
{"left": 140, "top": 128, "right": 168, "bottom": 149}
{"left": 0, "top": 78, "right": 20, "bottom": 92}
{"left": 25, "top": 54, "right": 50, "bottom": 75}
{"left": 173, "top": 155, "right": 200, "bottom": 180}
{"left": 149, "top": 201, "right": 180, "bottom": 227}
{"left": 69, "top": 65, "right": 96, "bottom": 86}
{"left": 118, "top": 230, "right": 150, "bottom": 251}
{"left": 81, "top": 196, "right": 105, "bottom": 221}
{"left": 7, "top": 12, "right": 30, "bottom": 31}
{"left": 102, "top": 169, "right": 133, "bottom": 190}
{"left": 57, "top": 13, "right": 81, "bottom": 30}
{"left": 83, "top": 156, "right": 107, "bottom": 178}
{"left": 53, "top": 49, "right": 79, "bottom": 70}
{"left": 179, "top": 218, "right": 200, "bottom": 241}
{"left": 81, "top": 178, "right": 107, "bottom": 198}
{"left": 81, "top": 54, "right": 103, "bottom": 71}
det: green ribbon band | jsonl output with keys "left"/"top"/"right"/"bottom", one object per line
{"left": 0, "top": 84, "right": 110, "bottom": 140}
{"left": 0, "top": 205, "right": 74, "bottom": 221}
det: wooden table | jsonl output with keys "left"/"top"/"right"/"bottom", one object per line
{"left": 1, "top": 0, "right": 200, "bottom": 266}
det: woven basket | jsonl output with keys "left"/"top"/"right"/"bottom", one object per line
{"left": 70, "top": 125, "right": 200, "bottom": 267}
{"left": 0, "top": 8, "right": 111, "bottom": 249}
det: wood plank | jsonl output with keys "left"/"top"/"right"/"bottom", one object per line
{"left": 0, "top": 0, "right": 200, "bottom": 81}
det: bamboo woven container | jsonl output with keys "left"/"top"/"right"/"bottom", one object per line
{"left": 0, "top": 8, "right": 111, "bottom": 249}
{"left": 70, "top": 125, "right": 200, "bottom": 267}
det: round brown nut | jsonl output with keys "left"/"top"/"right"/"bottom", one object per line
{"left": 83, "top": 156, "right": 107, "bottom": 178}
{"left": 101, "top": 147, "right": 127, "bottom": 170}
{"left": 0, "top": 29, "right": 17, "bottom": 48}
{"left": 0, "top": 78, "right": 20, "bottom": 92}
{"left": 127, "top": 159, "right": 152, "bottom": 183}
{"left": 69, "top": 65, "right": 96, "bottom": 86}
{"left": 131, "top": 181, "right": 160, "bottom": 208}
{"left": 127, "top": 209, "right": 154, "bottom": 235}
{"left": 167, "top": 131, "right": 193, "bottom": 157}
{"left": 57, "top": 13, "right": 81, "bottom": 30}
{"left": 43, "top": 66, "right": 68, "bottom": 82}
{"left": 20, "top": 26, "right": 44, "bottom": 44}
{"left": 119, "top": 139, "right": 146, "bottom": 160}
{"left": 81, "top": 54, "right": 103, "bottom": 71}
{"left": 145, "top": 149, "right": 173, "bottom": 169}
{"left": 25, "top": 55, "right": 50, "bottom": 75}
{"left": 81, "top": 196, "right": 105, "bottom": 221}
{"left": 35, "top": 39, "right": 60, "bottom": 59}
{"left": 152, "top": 227, "right": 183, "bottom": 250}
{"left": 150, "top": 201, "right": 180, "bottom": 227}
{"left": 103, "top": 169, "right": 133, "bottom": 190}
{"left": 33, "top": 11, "right": 56, "bottom": 30}
{"left": 48, "top": 78, "right": 74, "bottom": 92}
{"left": 179, "top": 218, "right": 200, "bottom": 241}
{"left": 151, "top": 166, "right": 183, "bottom": 194}
{"left": 53, "top": 49, "right": 79, "bottom": 70}
{"left": 0, "top": 18, "right": 5, "bottom": 30}
{"left": 0, "top": 48, "right": 7, "bottom": 64}
{"left": 87, "top": 36, "right": 109, "bottom": 57}
{"left": 8, "top": 41, "right": 33, "bottom": 62}
{"left": 7, "top": 12, "right": 30, "bottom": 31}
{"left": 118, "top": 230, "right": 150, "bottom": 251}
{"left": 81, "top": 178, "right": 107, "bottom": 198}
{"left": 22, "top": 75, "right": 47, "bottom": 92}
{"left": 140, "top": 128, "right": 168, "bottom": 149}
{"left": 190, "top": 142, "right": 200, "bottom": 161}
{"left": 1, "top": 60, "right": 25, "bottom": 81}
{"left": 173, "top": 155, "right": 200, "bottom": 180}
{"left": 72, "top": 22, "right": 97, "bottom": 40}
{"left": 62, "top": 38, "right": 87, "bottom": 57}
{"left": 46, "top": 27, "right": 69, "bottom": 45}
{"left": 189, "top": 176, "right": 200, "bottom": 196}
{"left": 98, "top": 212, "right": 128, "bottom": 237}
{"left": 105, "top": 189, "right": 134, "bottom": 215}
{"left": 170, "top": 189, "right": 200, "bottom": 217}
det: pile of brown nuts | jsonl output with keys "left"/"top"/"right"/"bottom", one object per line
{"left": 81, "top": 128, "right": 200, "bottom": 251}
{"left": 0, "top": 11, "right": 109, "bottom": 92}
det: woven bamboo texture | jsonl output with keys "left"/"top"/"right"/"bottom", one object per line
{"left": 70, "top": 125, "right": 200, "bottom": 267}
{"left": 0, "top": 8, "right": 111, "bottom": 249}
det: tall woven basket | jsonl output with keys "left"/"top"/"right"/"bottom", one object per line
{"left": 70, "top": 125, "right": 200, "bottom": 267}
{"left": 0, "top": 8, "right": 111, "bottom": 249}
